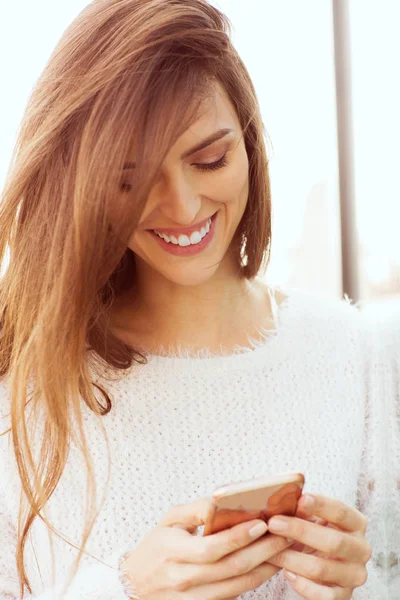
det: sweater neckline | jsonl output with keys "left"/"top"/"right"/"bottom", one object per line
{"left": 135, "top": 285, "right": 292, "bottom": 371}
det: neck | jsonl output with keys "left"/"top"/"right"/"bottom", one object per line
{"left": 111, "top": 261, "right": 275, "bottom": 354}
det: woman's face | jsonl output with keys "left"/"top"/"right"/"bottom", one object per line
{"left": 127, "top": 81, "right": 249, "bottom": 287}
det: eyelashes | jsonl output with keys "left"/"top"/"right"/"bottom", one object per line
{"left": 120, "top": 154, "right": 229, "bottom": 192}
{"left": 194, "top": 153, "right": 228, "bottom": 172}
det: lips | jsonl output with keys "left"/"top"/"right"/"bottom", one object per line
{"left": 148, "top": 211, "right": 217, "bottom": 257}
{"left": 147, "top": 213, "right": 216, "bottom": 237}
{"left": 153, "top": 217, "right": 211, "bottom": 246}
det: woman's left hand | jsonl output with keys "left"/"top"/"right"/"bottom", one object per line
{"left": 266, "top": 493, "right": 372, "bottom": 599}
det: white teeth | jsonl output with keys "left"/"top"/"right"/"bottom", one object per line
{"left": 190, "top": 231, "right": 202, "bottom": 244}
{"left": 178, "top": 235, "right": 191, "bottom": 247}
{"left": 153, "top": 215, "right": 214, "bottom": 247}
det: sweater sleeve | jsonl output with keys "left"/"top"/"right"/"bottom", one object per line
{"left": 352, "top": 308, "right": 397, "bottom": 600}
{"left": 379, "top": 308, "right": 400, "bottom": 599}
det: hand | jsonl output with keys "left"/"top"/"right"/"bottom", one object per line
{"left": 120, "top": 497, "right": 293, "bottom": 600}
{"left": 266, "top": 493, "right": 372, "bottom": 599}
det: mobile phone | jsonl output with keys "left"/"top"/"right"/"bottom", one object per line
{"left": 203, "top": 472, "right": 305, "bottom": 535}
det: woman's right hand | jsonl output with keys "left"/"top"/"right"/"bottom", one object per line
{"left": 120, "top": 497, "right": 293, "bottom": 600}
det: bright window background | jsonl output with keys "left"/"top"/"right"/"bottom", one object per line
{"left": 212, "top": 0, "right": 342, "bottom": 299}
{"left": 350, "top": 0, "right": 400, "bottom": 304}
{"left": 1, "top": 1, "right": 399, "bottom": 305}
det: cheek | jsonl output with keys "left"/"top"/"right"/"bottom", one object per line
{"left": 212, "top": 153, "right": 249, "bottom": 210}
{"left": 128, "top": 229, "right": 148, "bottom": 255}
{"left": 228, "top": 145, "right": 249, "bottom": 200}
{"left": 225, "top": 155, "right": 249, "bottom": 213}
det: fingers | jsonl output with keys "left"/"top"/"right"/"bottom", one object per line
{"left": 208, "top": 532, "right": 292, "bottom": 581}
{"left": 268, "top": 515, "right": 371, "bottom": 563}
{"left": 180, "top": 518, "right": 269, "bottom": 563}
{"left": 175, "top": 531, "right": 292, "bottom": 587}
{"left": 188, "top": 561, "right": 279, "bottom": 600}
{"left": 268, "top": 548, "right": 368, "bottom": 588}
{"left": 159, "top": 497, "right": 212, "bottom": 533}
{"left": 283, "top": 571, "right": 353, "bottom": 600}
{"left": 166, "top": 517, "right": 269, "bottom": 564}
{"left": 297, "top": 494, "right": 368, "bottom": 534}
{"left": 135, "top": 514, "right": 274, "bottom": 600}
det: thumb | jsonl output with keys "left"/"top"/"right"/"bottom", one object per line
{"left": 158, "top": 497, "right": 212, "bottom": 533}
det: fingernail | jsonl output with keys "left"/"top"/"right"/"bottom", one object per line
{"left": 300, "top": 495, "right": 314, "bottom": 509}
{"left": 248, "top": 521, "right": 268, "bottom": 538}
{"left": 268, "top": 517, "right": 289, "bottom": 532}
{"left": 285, "top": 570, "right": 297, "bottom": 581}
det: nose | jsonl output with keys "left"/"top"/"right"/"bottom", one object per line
{"left": 156, "top": 172, "right": 202, "bottom": 225}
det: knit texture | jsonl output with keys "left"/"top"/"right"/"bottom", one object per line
{"left": 0, "top": 288, "right": 390, "bottom": 599}
{"left": 361, "top": 302, "right": 400, "bottom": 599}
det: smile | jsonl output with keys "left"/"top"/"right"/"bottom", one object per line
{"left": 153, "top": 217, "right": 211, "bottom": 247}
{"left": 149, "top": 213, "right": 217, "bottom": 257}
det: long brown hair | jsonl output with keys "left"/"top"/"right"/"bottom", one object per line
{"left": 0, "top": 0, "right": 272, "bottom": 596}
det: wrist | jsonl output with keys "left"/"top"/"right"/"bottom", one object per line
{"left": 118, "top": 552, "right": 140, "bottom": 599}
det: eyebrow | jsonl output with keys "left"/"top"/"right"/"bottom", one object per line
{"left": 180, "top": 127, "right": 234, "bottom": 159}
{"left": 122, "top": 127, "right": 234, "bottom": 170}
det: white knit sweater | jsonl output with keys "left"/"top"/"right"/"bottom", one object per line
{"left": 361, "top": 301, "right": 400, "bottom": 600}
{"left": 0, "top": 288, "right": 391, "bottom": 599}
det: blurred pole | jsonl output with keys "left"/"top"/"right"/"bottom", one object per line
{"left": 332, "top": 0, "right": 360, "bottom": 302}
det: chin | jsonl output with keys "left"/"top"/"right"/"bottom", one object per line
{"left": 154, "top": 263, "right": 221, "bottom": 287}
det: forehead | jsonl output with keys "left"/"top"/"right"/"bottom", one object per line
{"left": 122, "top": 82, "right": 241, "bottom": 173}
{"left": 172, "top": 81, "right": 240, "bottom": 150}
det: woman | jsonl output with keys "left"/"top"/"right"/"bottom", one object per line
{"left": 0, "top": 0, "right": 384, "bottom": 598}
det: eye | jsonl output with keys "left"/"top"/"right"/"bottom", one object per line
{"left": 194, "top": 154, "right": 228, "bottom": 172}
